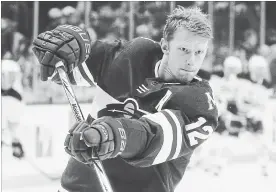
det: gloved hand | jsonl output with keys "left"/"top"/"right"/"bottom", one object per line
{"left": 32, "top": 25, "right": 91, "bottom": 81}
{"left": 64, "top": 117, "right": 127, "bottom": 164}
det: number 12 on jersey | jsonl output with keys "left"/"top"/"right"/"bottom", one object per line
{"left": 186, "top": 117, "right": 214, "bottom": 146}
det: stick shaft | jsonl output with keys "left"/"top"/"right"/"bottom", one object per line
{"left": 55, "top": 61, "right": 114, "bottom": 192}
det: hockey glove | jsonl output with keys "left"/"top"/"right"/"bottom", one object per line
{"left": 32, "top": 25, "right": 91, "bottom": 81}
{"left": 64, "top": 117, "right": 127, "bottom": 164}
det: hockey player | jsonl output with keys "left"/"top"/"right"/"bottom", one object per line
{"left": 238, "top": 55, "right": 274, "bottom": 176}
{"left": 237, "top": 55, "right": 272, "bottom": 133}
{"left": 1, "top": 59, "right": 25, "bottom": 159}
{"left": 210, "top": 56, "right": 245, "bottom": 136}
{"left": 220, "top": 56, "right": 246, "bottom": 136}
{"left": 32, "top": 6, "right": 218, "bottom": 192}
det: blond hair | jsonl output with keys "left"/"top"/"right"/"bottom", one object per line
{"left": 163, "top": 6, "right": 213, "bottom": 41}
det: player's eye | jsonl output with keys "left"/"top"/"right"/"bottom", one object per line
{"left": 195, "top": 50, "right": 203, "bottom": 55}
{"left": 180, "top": 48, "right": 190, "bottom": 54}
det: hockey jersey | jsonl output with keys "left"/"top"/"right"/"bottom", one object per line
{"left": 61, "top": 37, "right": 218, "bottom": 192}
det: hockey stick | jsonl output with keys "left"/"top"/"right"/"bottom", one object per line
{"left": 55, "top": 61, "right": 114, "bottom": 192}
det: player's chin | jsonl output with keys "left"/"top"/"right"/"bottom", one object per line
{"left": 177, "top": 72, "right": 195, "bottom": 83}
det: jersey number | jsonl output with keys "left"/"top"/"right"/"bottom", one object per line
{"left": 186, "top": 117, "right": 214, "bottom": 146}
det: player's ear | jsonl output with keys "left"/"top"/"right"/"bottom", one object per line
{"left": 160, "top": 38, "right": 169, "bottom": 55}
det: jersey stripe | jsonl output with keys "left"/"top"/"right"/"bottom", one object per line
{"left": 142, "top": 84, "right": 149, "bottom": 90}
{"left": 70, "top": 66, "right": 90, "bottom": 86}
{"left": 139, "top": 86, "right": 146, "bottom": 92}
{"left": 164, "top": 110, "right": 183, "bottom": 160}
{"left": 77, "top": 62, "right": 97, "bottom": 86}
{"left": 143, "top": 112, "right": 173, "bottom": 165}
{"left": 193, "top": 76, "right": 202, "bottom": 81}
{"left": 162, "top": 111, "right": 177, "bottom": 161}
{"left": 143, "top": 109, "right": 184, "bottom": 164}
{"left": 155, "top": 90, "right": 172, "bottom": 111}
{"left": 136, "top": 89, "right": 142, "bottom": 93}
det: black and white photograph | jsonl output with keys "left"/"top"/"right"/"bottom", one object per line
{"left": 1, "top": 1, "right": 276, "bottom": 192}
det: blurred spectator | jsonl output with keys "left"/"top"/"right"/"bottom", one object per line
{"left": 258, "top": 44, "right": 271, "bottom": 58}
{"left": 90, "top": 11, "right": 100, "bottom": 27}
{"left": 1, "top": 18, "right": 28, "bottom": 61}
{"left": 94, "top": 4, "right": 128, "bottom": 40}
{"left": 66, "top": 7, "right": 98, "bottom": 41}
{"left": 237, "top": 55, "right": 272, "bottom": 134}
{"left": 135, "top": 22, "right": 159, "bottom": 39}
{"left": 45, "top": 7, "right": 62, "bottom": 30}
{"left": 246, "top": 55, "right": 271, "bottom": 87}
{"left": 49, "top": 5, "right": 98, "bottom": 41}
{"left": 223, "top": 56, "right": 243, "bottom": 80}
{"left": 242, "top": 29, "right": 258, "bottom": 60}
{"left": 1, "top": 16, "right": 32, "bottom": 91}
{"left": 1, "top": 60, "right": 25, "bottom": 159}
{"left": 61, "top": 5, "right": 77, "bottom": 24}
{"left": 269, "top": 44, "right": 276, "bottom": 95}
{"left": 136, "top": 24, "right": 152, "bottom": 38}
{"left": 267, "top": 29, "right": 276, "bottom": 45}
{"left": 211, "top": 56, "right": 246, "bottom": 136}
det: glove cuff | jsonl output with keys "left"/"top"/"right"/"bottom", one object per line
{"left": 110, "top": 120, "right": 127, "bottom": 158}
{"left": 98, "top": 119, "right": 127, "bottom": 158}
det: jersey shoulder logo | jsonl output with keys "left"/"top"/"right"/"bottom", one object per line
{"left": 205, "top": 92, "right": 217, "bottom": 110}
{"left": 98, "top": 98, "right": 150, "bottom": 119}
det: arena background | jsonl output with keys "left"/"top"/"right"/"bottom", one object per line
{"left": 1, "top": 1, "right": 276, "bottom": 192}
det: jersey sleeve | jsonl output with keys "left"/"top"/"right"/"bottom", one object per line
{"left": 117, "top": 81, "right": 218, "bottom": 167}
{"left": 68, "top": 40, "right": 123, "bottom": 87}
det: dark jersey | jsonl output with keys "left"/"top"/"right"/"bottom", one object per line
{"left": 61, "top": 37, "right": 218, "bottom": 192}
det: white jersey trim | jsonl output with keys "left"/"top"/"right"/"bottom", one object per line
{"left": 143, "top": 109, "right": 183, "bottom": 164}
{"left": 82, "top": 62, "right": 97, "bottom": 85}
{"left": 164, "top": 109, "right": 183, "bottom": 160}
{"left": 72, "top": 62, "right": 97, "bottom": 87}
{"left": 72, "top": 65, "right": 90, "bottom": 86}
{"left": 144, "top": 112, "right": 173, "bottom": 165}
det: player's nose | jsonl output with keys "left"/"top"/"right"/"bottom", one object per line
{"left": 186, "top": 52, "right": 195, "bottom": 66}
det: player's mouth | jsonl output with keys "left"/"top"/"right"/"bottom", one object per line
{"left": 180, "top": 68, "right": 195, "bottom": 73}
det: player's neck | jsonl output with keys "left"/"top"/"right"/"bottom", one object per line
{"left": 156, "top": 60, "right": 173, "bottom": 82}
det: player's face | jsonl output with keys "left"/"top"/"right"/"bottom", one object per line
{"left": 160, "top": 28, "right": 208, "bottom": 83}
